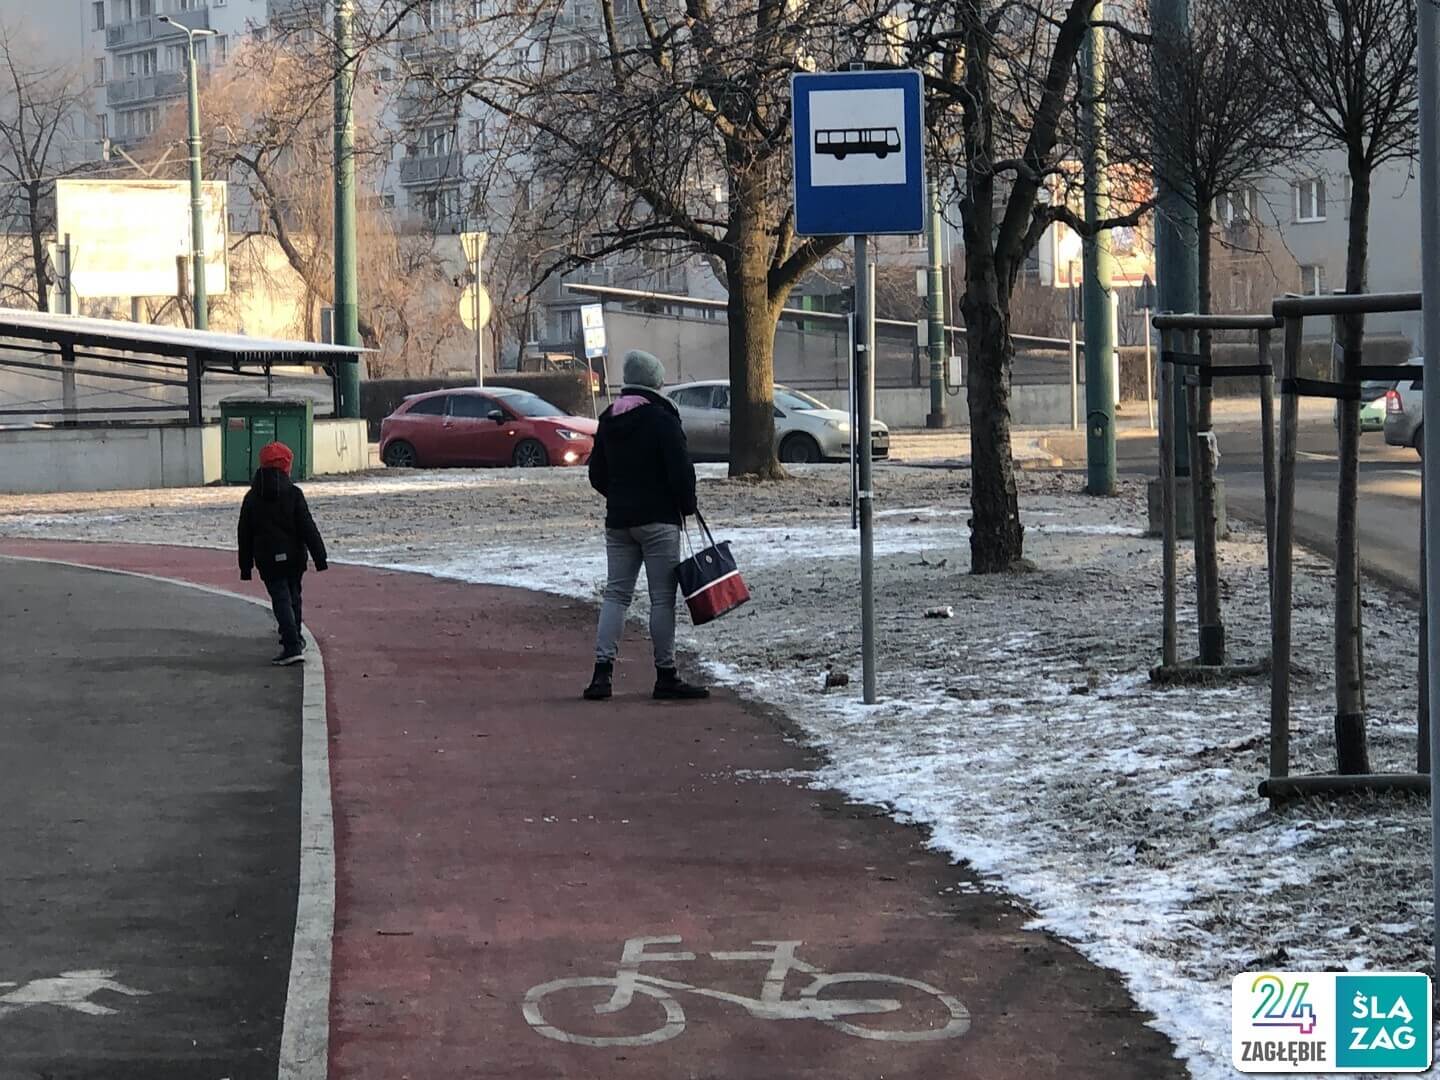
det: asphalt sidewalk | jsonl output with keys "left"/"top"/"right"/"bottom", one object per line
{"left": 0, "top": 540, "right": 1185, "bottom": 1079}
{"left": 0, "top": 557, "right": 301, "bottom": 1080}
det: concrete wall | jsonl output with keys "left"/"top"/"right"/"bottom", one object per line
{"left": 809, "top": 385, "right": 1074, "bottom": 430}
{"left": 312, "top": 420, "right": 369, "bottom": 476}
{"left": 0, "top": 419, "right": 367, "bottom": 495}
{"left": 0, "top": 424, "right": 220, "bottom": 494}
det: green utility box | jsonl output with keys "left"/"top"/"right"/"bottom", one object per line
{"left": 220, "top": 396, "right": 315, "bottom": 484}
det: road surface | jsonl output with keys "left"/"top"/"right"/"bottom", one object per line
{"left": 1052, "top": 423, "right": 1424, "bottom": 594}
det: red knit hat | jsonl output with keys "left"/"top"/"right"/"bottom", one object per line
{"left": 259, "top": 441, "right": 294, "bottom": 473}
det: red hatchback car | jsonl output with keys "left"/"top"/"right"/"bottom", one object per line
{"left": 379, "top": 387, "right": 597, "bottom": 469}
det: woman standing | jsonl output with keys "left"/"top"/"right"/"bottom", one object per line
{"left": 583, "top": 350, "right": 709, "bottom": 702}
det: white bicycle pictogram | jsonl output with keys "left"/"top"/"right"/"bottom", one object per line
{"left": 522, "top": 936, "right": 970, "bottom": 1046}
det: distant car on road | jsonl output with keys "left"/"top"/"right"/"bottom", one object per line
{"left": 665, "top": 380, "right": 890, "bottom": 464}
{"left": 1384, "top": 358, "right": 1425, "bottom": 458}
{"left": 380, "top": 387, "right": 597, "bottom": 469}
{"left": 1334, "top": 378, "right": 1393, "bottom": 433}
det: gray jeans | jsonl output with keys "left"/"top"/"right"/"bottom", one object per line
{"left": 595, "top": 524, "right": 682, "bottom": 668}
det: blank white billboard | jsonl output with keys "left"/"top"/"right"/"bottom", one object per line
{"left": 55, "top": 179, "right": 229, "bottom": 299}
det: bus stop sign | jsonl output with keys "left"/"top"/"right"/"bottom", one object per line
{"left": 791, "top": 69, "right": 926, "bottom": 237}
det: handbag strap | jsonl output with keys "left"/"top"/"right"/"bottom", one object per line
{"left": 681, "top": 508, "right": 718, "bottom": 556}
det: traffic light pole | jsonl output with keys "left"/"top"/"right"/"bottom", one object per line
{"left": 1081, "top": 1, "right": 1116, "bottom": 495}
{"left": 1151, "top": 0, "right": 1198, "bottom": 476}
{"left": 334, "top": 0, "right": 362, "bottom": 418}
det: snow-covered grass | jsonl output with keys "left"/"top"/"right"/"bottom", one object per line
{"left": 1, "top": 462, "right": 1432, "bottom": 1079}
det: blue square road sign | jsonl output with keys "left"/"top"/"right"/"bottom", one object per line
{"left": 791, "top": 69, "right": 926, "bottom": 237}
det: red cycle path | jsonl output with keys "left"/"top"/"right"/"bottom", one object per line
{"left": 3, "top": 540, "right": 1184, "bottom": 1079}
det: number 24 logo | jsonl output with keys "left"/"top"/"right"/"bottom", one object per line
{"left": 1251, "top": 974, "right": 1318, "bottom": 1035}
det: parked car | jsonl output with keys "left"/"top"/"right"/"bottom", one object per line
{"left": 665, "top": 380, "right": 890, "bottom": 464}
{"left": 379, "top": 387, "right": 597, "bottom": 469}
{"left": 1333, "top": 379, "right": 1392, "bottom": 432}
{"left": 1384, "top": 358, "right": 1425, "bottom": 457}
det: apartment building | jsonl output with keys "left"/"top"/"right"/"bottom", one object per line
{"left": 1253, "top": 150, "right": 1423, "bottom": 348}
{"left": 84, "top": 0, "right": 263, "bottom": 149}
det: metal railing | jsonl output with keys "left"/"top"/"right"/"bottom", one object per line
{"left": 107, "top": 72, "right": 186, "bottom": 107}
{"left": 398, "top": 150, "right": 463, "bottom": 186}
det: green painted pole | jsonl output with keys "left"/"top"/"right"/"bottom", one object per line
{"left": 925, "top": 168, "right": 947, "bottom": 428}
{"left": 334, "top": 0, "right": 362, "bottom": 418}
{"left": 1151, "top": 0, "right": 1198, "bottom": 475}
{"left": 1082, "top": 2, "right": 1116, "bottom": 495}
{"left": 184, "top": 37, "right": 207, "bottom": 331}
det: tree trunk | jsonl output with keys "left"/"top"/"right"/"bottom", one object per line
{"left": 1194, "top": 206, "right": 1223, "bottom": 660}
{"left": 27, "top": 185, "right": 49, "bottom": 313}
{"left": 1334, "top": 163, "right": 1370, "bottom": 774}
{"left": 725, "top": 173, "right": 782, "bottom": 479}
{"left": 962, "top": 260, "right": 1024, "bottom": 573}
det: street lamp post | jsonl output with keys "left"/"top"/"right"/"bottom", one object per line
{"left": 158, "top": 16, "right": 217, "bottom": 332}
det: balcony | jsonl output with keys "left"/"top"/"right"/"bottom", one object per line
{"left": 399, "top": 151, "right": 463, "bottom": 187}
{"left": 397, "top": 28, "right": 459, "bottom": 61}
{"left": 107, "top": 71, "right": 187, "bottom": 106}
{"left": 106, "top": 10, "right": 210, "bottom": 50}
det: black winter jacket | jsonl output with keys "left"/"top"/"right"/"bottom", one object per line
{"left": 238, "top": 468, "right": 329, "bottom": 581}
{"left": 587, "top": 388, "right": 698, "bottom": 529}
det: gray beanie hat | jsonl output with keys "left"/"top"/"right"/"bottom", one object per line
{"left": 622, "top": 349, "right": 665, "bottom": 390}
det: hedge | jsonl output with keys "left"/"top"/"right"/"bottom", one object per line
{"left": 359, "top": 372, "right": 594, "bottom": 439}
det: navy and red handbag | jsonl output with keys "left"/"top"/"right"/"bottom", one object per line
{"left": 677, "top": 511, "right": 750, "bottom": 625}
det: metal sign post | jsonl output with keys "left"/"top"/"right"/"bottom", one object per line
{"left": 793, "top": 66, "right": 927, "bottom": 706}
{"left": 856, "top": 238, "right": 878, "bottom": 703}
{"left": 1415, "top": 0, "right": 1440, "bottom": 972}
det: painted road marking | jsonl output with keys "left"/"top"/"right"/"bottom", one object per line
{"left": 0, "top": 970, "right": 148, "bottom": 1019}
{"left": 522, "top": 936, "right": 970, "bottom": 1047}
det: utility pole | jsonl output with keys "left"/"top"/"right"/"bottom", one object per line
{"left": 1081, "top": 2, "right": 1116, "bottom": 495}
{"left": 1150, "top": 0, "right": 1198, "bottom": 476}
{"left": 333, "top": 0, "right": 362, "bottom": 418}
{"left": 925, "top": 168, "right": 946, "bottom": 428}
{"left": 159, "top": 16, "right": 217, "bottom": 331}
{"left": 1414, "top": 0, "right": 1440, "bottom": 972}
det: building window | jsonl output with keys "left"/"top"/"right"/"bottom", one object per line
{"left": 113, "top": 0, "right": 133, "bottom": 20}
{"left": 1216, "top": 186, "right": 1257, "bottom": 226}
{"left": 215, "top": 34, "right": 228, "bottom": 63}
{"left": 165, "top": 43, "right": 186, "bottom": 70}
{"left": 1300, "top": 264, "right": 1326, "bottom": 296}
{"left": 419, "top": 187, "right": 461, "bottom": 223}
{"left": 195, "top": 38, "right": 208, "bottom": 65}
{"left": 1293, "top": 178, "right": 1326, "bottom": 223}
{"left": 469, "top": 118, "right": 485, "bottom": 150}
{"left": 93, "top": 2, "right": 106, "bottom": 29}
{"left": 423, "top": 125, "right": 454, "bottom": 157}
{"left": 94, "top": 58, "right": 106, "bottom": 85}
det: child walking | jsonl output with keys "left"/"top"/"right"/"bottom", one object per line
{"left": 238, "top": 441, "right": 328, "bottom": 665}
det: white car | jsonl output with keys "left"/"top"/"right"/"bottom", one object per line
{"left": 665, "top": 381, "right": 890, "bottom": 464}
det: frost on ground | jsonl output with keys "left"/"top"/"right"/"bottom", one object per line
{"left": 0, "top": 463, "right": 1430, "bottom": 1079}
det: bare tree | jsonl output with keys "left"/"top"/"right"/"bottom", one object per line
{"left": 1107, "top": 0, "right": 1309, "bottom": 659}
{"left": 1248, "top": 0, "right": 1418, "bottom": 774}
{"left": 141, "top": 33, "right": 461, "bottom": 371}
{"left": 0, "top": 25, "right": 95, "bottom": 311}
{"left": 423, "top": 0, "right": 860, "bottom": 477}
{"left": 885, "top": 1, "right": 1148, "bottom": 572}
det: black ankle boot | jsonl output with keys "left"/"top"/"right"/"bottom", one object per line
{"left": 583, "top": 661, "right": 614, "bottom": 701}
{"left": 654, "top": 667, "right": 709, "bottom": 701}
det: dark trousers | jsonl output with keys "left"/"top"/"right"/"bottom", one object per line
{"left": 264, "top": 572, "right": 305, "bottom": 653}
